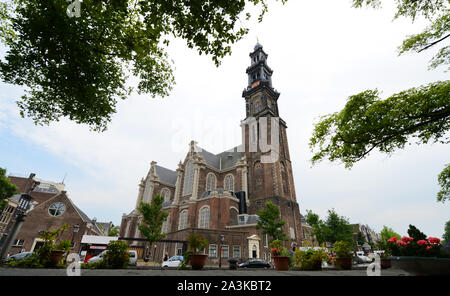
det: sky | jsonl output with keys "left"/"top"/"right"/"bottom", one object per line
{"left": 0, "top": 1, "right": 449, "bottom": 238}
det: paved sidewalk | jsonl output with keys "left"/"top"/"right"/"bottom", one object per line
{"left": 0, "top": 266, "right": 409, "bottom": 276}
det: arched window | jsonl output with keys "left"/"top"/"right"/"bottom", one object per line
{"left": 142, "top": 180, "right": 151, "bottom": 202}
{"left": 182, "top": 160, "right": 194, "bottom": 196}
{"left": 198, "top": 206, "right": 210, "bottom": 229}
{"left": 162, "top": 214, "right": 170, "bottom": 234}
{"left": 254, "top": 162, "right": 263, "bottom": 190}
{"left": 224, "top": 174, "right": 234, "bottom": 192}
{"left": 178, "top": 210, "right": 188, "bottom": 230}
{"left": 229, "top": 207, "right": 238, "bottom": 226}
{"left": 161, "top": 188, "right": 170, "bottom": 203}
{"left": 206, "top": 173, "right": 216, "bottom": 191}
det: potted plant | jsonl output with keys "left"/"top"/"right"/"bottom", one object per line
{"left": 375, "top": 240, "right": 392, "bottom": 269}
{"left": 36, "top": 224, "right": 71, "bottom": 267}
{"left": 293, "top": 248, "right": 328, "bottom": 270}
{"left": 187, "top": 233, "right": 209, "bottom": 270}
{"left": 269, "top": 240, "right": 290, "bottom": 271}
{"left": 333, "top": 241, "right": 353, "bottom": 270}
{"left": 385, "top": 226, "right": 450, "bottom": 276}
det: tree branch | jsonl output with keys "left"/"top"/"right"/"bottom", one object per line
{"left": 418, "top": 33, "right": 450, "bottom": 53}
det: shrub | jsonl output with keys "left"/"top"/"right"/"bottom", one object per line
{"left": 187, "top": 233, "right": 208, "bottom": 255}
{"left": 7, "top": 253, "right": 43, "bottom": 268}
{"left": 103, "top": 240, "right": 129, "bottom": 269}
{"left": 269, "top": 240, "right": 290, "bottom": 257}
{"left": 293, "top": 248, "right": 328, "bottom": 270}
{"left": 333, "top": 241, "right": 353, "bottom": 258}
{"left": 35, "top": 224, "right": 69, "bottom": 267}
{"left": 386, "top": 235, "right": 444, "bottom": 257}
{"left": 81, "top": 260, "right": 107, "bottom": 269}
{"left": 177, "top": 250, "right": 193, "bottom": 270}
{"left": 441, "top": 242, "right": 450, "bottom": 258}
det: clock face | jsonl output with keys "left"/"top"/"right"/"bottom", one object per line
{"left": 251, "top": 94, "right": 262, "bottom": 114}
{"left": 254, "top": 99, "right": 261, "bottom": 113}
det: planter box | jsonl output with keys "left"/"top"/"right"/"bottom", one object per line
{"left": 380, "top": 258, "right": 391, "bottom": 269}
{"left": 335, "top": 258, "right": 352, "bottom": 270}
{"left": 189, "top": 254, "right": 207, "bottom": 270}
{"left": 49, "top": 250, "right": 65, "bottom": 267}
{"left": 273, "top": 256, "right": 289, "bottom": 271}
{"left": 389, "top": 256, "right": 450, "bottom": 276}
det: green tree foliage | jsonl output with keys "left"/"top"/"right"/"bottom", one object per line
{"left": 437, "top": 164, "right": 450, "bottom": 202}
{"left": 187, "top": 233, "right": 208, "bottom": 255}
{"left": 108, "top": 224, "right": 119, "bottom": 237}
{"left": 35, "top": 223, "right": 71, "bottom": 267}
{"left": 305, "top": 210, "right": 326, "bottom": 244}
{"left": 0, "top": 0, "right": 287, "bottom": 131}
{"left": 305, "top": 209, "right": 353, "bottom": 244}
{"left": 310, "top": 1, "right": 449, "bottom": 202}
{"left": 256, "top": 201, "right": 287, "bottom": 242}
{"left": 323, "top": 209, "right": 354, "bottom": 244}
{"left": 0, "top": 167, "right": 18, "bottom": 211}
{"left": 138, "top": 194, "right": 169, "bottom": 247}
{"left": 357, "top": 231, "right": 366, "bottom": 246}
{"left": 443, "top": 220, "right": 450, "bottom": 244}
{"left": 407, "top": 224, "right": 427, "bottom": 241}
{"left": 333, "top": 241, "right": 354, "bottom": 258}
{"left": 380, "top": 225, "right": 402, "bottom": 241}
{"left": 310, "top": 82, "right": 450, "bottom": 167}
{"left": 352, "top": 1, "right": 449, "bottom": 70}
{"left": 103, "top": 240, "right": 129, "bottom": 269}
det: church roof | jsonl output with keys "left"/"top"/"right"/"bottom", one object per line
{"left": 198, "top": 146, "right": 243, "bottom": 171}
{"left": 155, "top": 165, "right": 178, "bottom": 186}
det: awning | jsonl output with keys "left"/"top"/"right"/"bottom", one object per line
{"left": 81, "top": 235, "right": 118, "bottom": 245}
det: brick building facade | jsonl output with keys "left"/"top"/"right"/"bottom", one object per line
{"left": 1, "top": 174, "right": 101, "bottom": 255}
{"left": 11, "top": 191, "right": 101, "bottom": 254}
{"left": 120, "top": 44, "right": 305, "bottom": 264}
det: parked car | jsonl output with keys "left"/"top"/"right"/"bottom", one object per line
{"left": 128, "top": 250, "right": 138, "bottom": 266}
{"left": 5, "top": 251, "right": 33, "bottom": 262}
{"left": 354, "top": 252, "right": 371, "bottom": 263}
{"left": 238, "top": 258, "right": 272, "bottom": 269}
{"left": 161, "top": 255, "right": 183, "bottom": 268}
{"left": 87, "top": 250, "right": 107, "bottom": 264}
{"left": 353, "top": 255, "right": 365, "bottom": 264}
{"left": 87, "top": 250, "right": 138, "bottom": 266}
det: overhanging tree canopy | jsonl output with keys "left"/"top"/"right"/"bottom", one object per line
{"left": 310, "top": 0, "right": 450, "bottom": 202}
{"left": 0, "top": 0, "right": 287, "bottom": 131}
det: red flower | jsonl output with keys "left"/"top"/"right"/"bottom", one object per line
{"left": 401, "top": 236, "right": 413, "bottom": 244}
{"left": 426, "top": 246, "right": 432, "bottom": 250}
{"left": 388, "top": 237, "right": 398, "bottom": 243}
{"left": 428, "top": 237, "right": 440, "bottom": 244}
{"left": 396, "top": 240, "right": 406, "bottom": 246}
{"left": 417, "top": 240, "right": 428, "bottom": 246}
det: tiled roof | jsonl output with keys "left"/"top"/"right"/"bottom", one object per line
{"left": 155, "top": 165, "right": 177, "bottom": 186}
{"left": 198, "top": 146, "right": 243, "bottom": 170}
{"left": 73, "top": 204, "right": 102, "bottom": 235}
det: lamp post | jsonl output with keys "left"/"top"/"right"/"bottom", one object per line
{"left": 0, "top": 192, "right": 33, "bottom": 261}
{"left": 218, "top": 234, "right": 224, "bottom": 268}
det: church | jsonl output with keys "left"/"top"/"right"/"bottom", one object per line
{"left": 119, "top": 43, "right": 308, "bottom": 264}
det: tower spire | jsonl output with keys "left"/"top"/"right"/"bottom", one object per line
{"left": 242, "top": 45, "right": 280, "bottom": 118}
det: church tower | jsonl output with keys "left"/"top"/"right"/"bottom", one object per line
{"left": 242, "top": 43, "right": 302, "bottom": 248}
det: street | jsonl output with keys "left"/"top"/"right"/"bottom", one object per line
{"left": 0, "top": 266, "right": 409, "bottom": 276}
